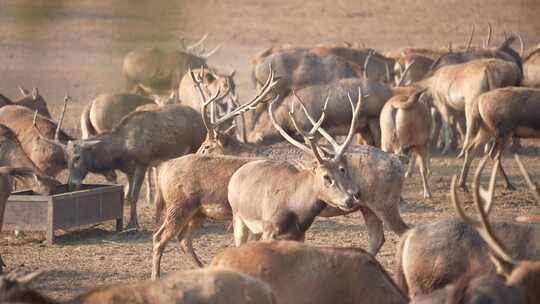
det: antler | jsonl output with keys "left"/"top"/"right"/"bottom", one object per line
{"left": 465, "top": 23, "right": 475, "bottom": 51}
{"left": 189, "top": 67, "right": 224, "bottom": 137}
{"left": 55, "top": 93, "right": 70, "bottom": 141}
{"left": 363, "top": 51, "right": 373, "bottom": 79}
{"left": 483, "top": 22, "right": 493, "bottom": 48}
{"left": 200, "top": 43, "right": 222, "bottom": 58}
{"left": 396, "top": 60, "right": 416, "bottom": 87}
{"left": 186, "top": 33, "right": 208, "bottom": 52}
{"left": 451, "top": 156, "right": 518, "bottom": 270}
{"left": 31, "top": 93, "right": 70, "bottom": 149}
{"left": 514, "top": 154, "right": 540, "bottom": 203}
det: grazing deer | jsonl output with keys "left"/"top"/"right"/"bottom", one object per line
{"left": 38, "top": 96, "right": 207, "bottom": 229}
{"left": 150, "top": 70, "right": 277, "bottom": 279}
{"left": 228, "top": 89, "right": 362, "bottom": 245}
{"left": 211, "top": 241, "right": 409, "bottom": 304}
{"left": 395, "top": 155, "right": 540, "bottom": 298}
{"left": 459, "top": 87, "right": 540, "bottom": 191}
{"left": 380, "top": 89, "right": 433, "bottom": 198}
{"left": 0, "top": 268, "right": 275, "bottom": 304}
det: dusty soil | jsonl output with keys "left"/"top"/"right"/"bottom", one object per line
{"left": 1, "top": 0, "right": 540, "bottom": 300}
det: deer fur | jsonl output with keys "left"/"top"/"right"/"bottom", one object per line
{"left": 0, "top": 268, "right": 275, "bottom": 304}
{"left": 522, "top": 45, "right": 540, "bottom": 88}
{"left": 211, "top": 241, "right": 409, "bottom": 304}
{"left": 0, "top": 87, "right": 52, "bottom": 118}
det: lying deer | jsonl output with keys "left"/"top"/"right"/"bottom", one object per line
{"left": 151, "top": 70, "right": 277, "bottom": 279}
{"left": 0, "top": 268, "right": 275, "bottom": 304}
{"left": 395, "top": 155, "right": 540, "bottom": 298}
{"left": 211, "top": 240, "right": 409, "bottom": 304}
{"left": 228, "top": 89, "right": 362, "bottom": 245}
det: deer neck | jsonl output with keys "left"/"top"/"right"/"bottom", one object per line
{"left": 287, "top": 169, "right": 326, "bottom": 225}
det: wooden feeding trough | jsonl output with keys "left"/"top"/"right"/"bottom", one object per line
{"left": 2, "top": 184, "right": 124, "bottom": 244}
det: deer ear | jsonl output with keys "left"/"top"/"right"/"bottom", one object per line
{"left": 229, "top": 69, "right": 236, "bottom": 78}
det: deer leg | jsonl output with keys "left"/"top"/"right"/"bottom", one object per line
{"left": 440, "top": 122, "right": 454, "bottom": 155}
{"left": 368, "top": 119, "right": 381, "bottom": 147}
{"left": 152, "top": 206, "right": 197, "bottom": 280}
{"left": 458, "top": 146, "right": 478, "bottom": 192}
{"left": 178, "top": 212, "right": 205, "bottom": 268}
{"left": 233, "top": 215, "right": 250, "bottom": 246}
{"left": 359, "top": 206, "right": 385, "bottom": 256}
{"left": 430, "top": 108, "right": 442, "bottom": 150}
{"left": 405, "top": 151, "right": 416, "bottom": 178}
{"left": 126, "top": 165, "right": 146, "bottom": 229}
{"left": 493, "top": 136, "right": 515, "bottom": 191}
{"left": 417, "top": 148, "right": 432, "bottom": 199}
{"left": 497, "top": 157, "right": 515, "bottom": 191}
{"left": 145, "top": 167, "right": 155, "bottom": 205}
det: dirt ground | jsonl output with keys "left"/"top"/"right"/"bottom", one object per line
{"left": 1, "top": 0, "right": 540, "bottom": 300}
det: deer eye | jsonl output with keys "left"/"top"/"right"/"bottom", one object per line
{"left": 323, "top": 175, "right": 334, "bottom": 186}
{"left": 339, "top": 166, "right": 346, "bottom": 174}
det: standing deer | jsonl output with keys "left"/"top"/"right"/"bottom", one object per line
{"left": 150, "top": 70, "right": 277, "bottom": 278}
{"left": 0, "top": 87, "right": 52, "bottom": 118}
{"left": 0, "top": 268, "right": 276, "bottom": 304}
{"left": 40, "top": 98, "right": 207, "bottom": 229}
{"left": 228, "top": 90, "right": 362, "bottom": 245}
{"left": 380, "top": 89, "right": 432, "bottom": 198}
{"left": 197, "top": 78, "right": 408, "bottom": 255}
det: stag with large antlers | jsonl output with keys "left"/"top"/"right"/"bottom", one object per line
{"left": 150, "top": 70, "right": 278, "bottom": 279}
{"left": 228, "top": 89, "right": 362, "bottom": 245}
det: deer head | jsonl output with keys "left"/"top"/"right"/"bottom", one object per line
{"left": 269, "top": 87, "right": 363, "bottom": 211}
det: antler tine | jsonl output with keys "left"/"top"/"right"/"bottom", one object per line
{"left": 55, "top": 93, "right": 70, "bottom": 141}
{"left": 363, "top": 51, "right": 373, "bottom": 79}
{"left": 485, "top": 22, "right": 493, "bottom": 48}
{"left": 465, "top": 23, "right": 475, "bottom": 51}
{"left": 514, "top": 154, "right": 540, "bottom": 203}
{"left": 268, "top": 96, "right": 313, "bottom": 156}
{"left": 516, "top": 33, "right": 525, "bottom": 57}
{"left": 334, "top": 87, "right": 364, "bottom": 160}
{"left": 179, "top": 37, "right": 187, "bottom": 51}
{"left": 288, "top": 102, "right": 326, "bottom": 163}
{"left": 186, "top": 33, "right": 208, "bottom": 51}
{"left": 189, "top": 67, "right": 221, "bottom": 136}
{"left": 292, "top": 90, "right": 339, "bottom": 149}
{"left": 201, "top": 43, "right": 222, "bottom": 58}
{"left": 213, "top": 68, "right": 278, "bottom": 126}
{"left": 397, "top": 60, "right": 416, "bottom": 87}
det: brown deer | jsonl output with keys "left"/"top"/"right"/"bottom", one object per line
{"left": 197, "top": 79, "right": 408, "bottom": 255}
{"left": 39, "top": 97, "right": 208, "bottom": 229}
{"left": 522, "top": 45, "right": 540, "bottom": 88}
{"left": 458, "top": 87, "right": 540, "bottom": 191}
{"left": 211, "top": 241, "right": 409, "bottom": 304}
{"left": 150, "top": 70, "right": 278, "bottom": 278}
{"left": 0, "top": 268, "right": 275, "bottom": 304}
{"left": 395, "top": 155, "right": 540, "bottom": 298}
{"left": 0, "top": 87, "right": 53, "bottom": 118}
{"left": 228, "top": 89, "right": 362, "bottom": 245}
{"left": 380, "top": 89, "right": 432, "bottom": 198}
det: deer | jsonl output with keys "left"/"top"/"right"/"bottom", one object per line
{"left": 0, "top": 268, "right": 275, "bottom": 304}
{"left": 122, "top": 34, "right": 221, "bottom": 97}
{"left": 458, "top": 86, "right": 540, "bottom": 191}
{"left": 150, "top": 70, "right": 278, "bottom": 279}
{"left": 36, "top": 96, "right": 208, "bottom": 229}
{"left": 228, "top": 87, "right": 363, "bottom": 245}
{"left": 211, "top": 240, "right": 409, "bottom": 304}
{"left": 394, "top": 155, "right": 540, "bottom": 298}
{"left": 196, "top": 77, "right": 408, "bottom": 256}
{"left": 522, "top": 45, "right": 540, "bottom": 88}
{"left": 411, "top": 156, "right": 540, "bottom": 304}
{"left": 0, "top": 87, "right": 52, "bottom": 118}
{"left": 380, "top": 89, "right": 433, "bottom": 198}
{"left": 0, "top": 96, "right": 74, "bottom": 178}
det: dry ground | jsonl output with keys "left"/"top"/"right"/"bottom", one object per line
{"left": 0, "top": 0, "right": 540, "bottom": 300}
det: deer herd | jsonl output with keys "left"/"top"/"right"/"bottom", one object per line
{"left": 2, "top": 25, "right": 540, "bottom": 303}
